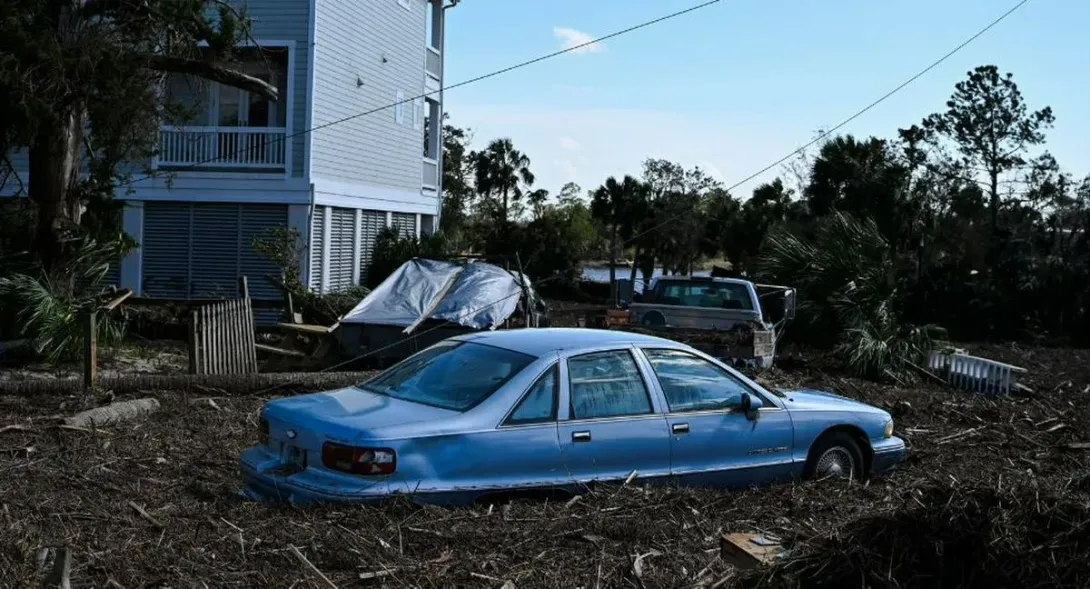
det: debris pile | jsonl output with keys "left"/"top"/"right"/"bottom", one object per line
{"left": 0, "top": 343, "right": 1088, "bottom": 588}
{"left": 741, "top": 482, "right": 1090, "bottom": 589}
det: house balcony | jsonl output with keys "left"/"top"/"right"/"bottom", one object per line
{"left": 156, "top": 126, "right": 288, "bottom": 173}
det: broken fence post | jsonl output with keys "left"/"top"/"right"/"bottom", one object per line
{"left": 82, "top": 311, "right": 97, "bottom": 391}
{"left": 188, "top": 309, "right": 200, "bottom": 375}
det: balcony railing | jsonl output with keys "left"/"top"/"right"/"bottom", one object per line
{"left": 423, "top": 157, "right": 439, "bottom": 189}
{"left": 158, "top": 126, "right": 287, "bottom": 171}
{"left": 425, "top": 46, "right": 441, "bottom": 80}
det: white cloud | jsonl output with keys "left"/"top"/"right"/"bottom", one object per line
{"left": 553, "top": 27, "right": 605, "bottom": 55}
{"left": 558, "top": 136, "right": 582, "bottom": 151}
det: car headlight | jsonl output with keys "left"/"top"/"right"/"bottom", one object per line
{"left": 884, "top": 419, "right": 894, "bottom": 438}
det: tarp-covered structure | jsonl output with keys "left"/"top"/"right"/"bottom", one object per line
{"left": 340, "top": 259, "right": 544, "bottom": 333}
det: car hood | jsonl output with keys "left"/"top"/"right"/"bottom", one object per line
{"left": 781, "top": 389, "right": 886, "bottom": 414}
{"left": 263, "top": 386, "right": 458, "bottom": 441}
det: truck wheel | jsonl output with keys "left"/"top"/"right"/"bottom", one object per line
{"left": 642, "top": 311, "right": 666, "bottom": 327}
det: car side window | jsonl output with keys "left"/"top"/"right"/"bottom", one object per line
{"left": 642, "top": 348, "right": 759, "bottom": 413}
{"left": 505, "top": 365, "right": 558, "bottom": 425}
{"left": 568, "top": 350, "right": 653, "bottom": 419}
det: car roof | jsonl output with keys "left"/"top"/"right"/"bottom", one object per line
{"left": 454, "top": 328, "right": 687, "bottom": 357}
{"left": 649, "top": 275, "right": 752, "bottom": 286}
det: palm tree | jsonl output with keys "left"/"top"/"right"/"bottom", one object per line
{"left": 591, "top": 175, "right": 648, "bottom": 303}
{"left": 474, "top": 138, "right": 535, "bottom": 227}
{"left": 527, "top": 188, "right": 550, "bottom": 220}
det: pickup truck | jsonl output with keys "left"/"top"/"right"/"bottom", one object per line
{"left": 622, "top": 276, "right": 796, "bottom": 368}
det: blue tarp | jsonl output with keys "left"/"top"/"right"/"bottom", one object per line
{"left": 340, "top": 259, "right": 537, "bottom": 333}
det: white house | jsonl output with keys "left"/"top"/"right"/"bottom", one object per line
{"left": 4, "top": 0, "right": 450, "bottom": 306}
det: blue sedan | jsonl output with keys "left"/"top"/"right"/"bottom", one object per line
{"left": 240, "top": 328, "right": 906, "bottom": 506}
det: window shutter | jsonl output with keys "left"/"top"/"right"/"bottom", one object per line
{"left": 327, "top": 207, "right": 357, "bottom": 291}
{"left": 393, "top": 212, "right": 416, "bottom": 238}
{"left": 141, "top": 203, "right": 192, "bottom": 299}
{"left": 358, "top": 210, "right": 386, "bottom": 284}
{"left": 395, "top": 90, "right": 405, "bottom": 124}
{"left": 413, "top": 98, "right": 423, "bottom": 130}
{"left": 309, "top": 206, "right": 326, "bottom": 291}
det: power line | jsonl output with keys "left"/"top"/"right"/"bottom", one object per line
{"left": 624, "top": 0, "right": 1029, "bottom": 247}
{"left": 123, "top": 0, "right": 724, "bottom": 187}
{"left": 242, "top": 0, "right": 1028, "bottom": 400}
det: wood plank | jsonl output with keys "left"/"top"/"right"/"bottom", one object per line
{"left": 226, "top": 300, "right": 238, "bottom": 375}
{"left": 199, "top": 305, "right": 210, "bottom": 375}
{"left": 100, "top": 289, "right": 134, "bottom": 311}
{"left": 243, "top": 296, "right": 259, "bottom": 373}
{"left": 279, "top": 323, "right": 335, "bottom": 335}
{"left": 719, "top": 533, "right": 783, "bottom": 569}
{"left": 188, "top": 310, "right": 199, "bottom": 375}
{"left": 226, "top": 301, "right": 237, "bottom": 375}
{"left": 83, "top": 312, "right": 98, "bottom": 390}
{"left": 216, "top": 302, "right": 227, "bottom": 375}
{"left": 255, "top": 343, "right": 309, "bottom": 358}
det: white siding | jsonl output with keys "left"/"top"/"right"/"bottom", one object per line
{"left": 310, "top": 0, "right": 428, "bottom": 190}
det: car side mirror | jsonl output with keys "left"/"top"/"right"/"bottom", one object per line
{"left": 739, "top": 393, "right": 760, "bottom": 422}
{"left": 784, "top": 289, "right": 797, "bottom": 320}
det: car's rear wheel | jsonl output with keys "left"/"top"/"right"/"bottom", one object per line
{"left": 642, "top": 311, "right": 666, "bottom": 327}
{"left": 805, "top": 432, "right": 864, "bottom": 480}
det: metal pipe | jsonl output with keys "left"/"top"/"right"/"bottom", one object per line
{"left": 435, "top": 0, "right": 460, "bottom": 231}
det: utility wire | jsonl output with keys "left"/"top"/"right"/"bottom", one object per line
{"left": 624, "top": 0, "right": 1029, "bottom": 246}
{"left": 230, "top": 0, "right": 1028, "bottom": 400}
{"left": 123, "top": 0, "right": 725, "bottom": 187}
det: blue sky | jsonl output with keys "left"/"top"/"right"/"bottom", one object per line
{"left": 442, "top": 0, "right": 1089, "bottom": 199}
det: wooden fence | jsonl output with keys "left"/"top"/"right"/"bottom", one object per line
{"left": 188, "top": 278, "right": 259, "bottom": 375}
{"left": 928, "top": 349, "right": 1028, "bottom": 396}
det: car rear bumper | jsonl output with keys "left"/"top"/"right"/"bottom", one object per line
{"left": 239, "top": 447, "right": 477, "bottom": 507}
{"left": 870, "top": 436, "right": 907, "bottom": 475}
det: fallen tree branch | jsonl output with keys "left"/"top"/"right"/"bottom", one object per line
{"left": 144, "top": 55, "right": 278, "bottom": 100}
{"left": 41, "top": 547, "right": 71, "bottom": 589}
{"left": 128, "top": 501, "right": 164, "bottom": 529}
{"left": 289, "top": 545, "right": 338, "bottom": 589}
{"left": 64, "top": 398, "right": 160, "bottom": 429}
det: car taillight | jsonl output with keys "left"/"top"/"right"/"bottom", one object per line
{"left": 322, "top": 443, "right": 396, "bottom": 475}
{"left": 258, "top": 417, "right": 269, "bottom": 445}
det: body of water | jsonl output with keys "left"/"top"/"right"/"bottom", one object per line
{"left": 581, "top": 267, "right": 712, "bottom": 292}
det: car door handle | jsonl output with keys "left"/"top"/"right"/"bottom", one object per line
{"left": 672, "top": 423, "right": 690, "bottom": 434}
{"left": 572, "top": 431, "right": 592, "bottom": 443}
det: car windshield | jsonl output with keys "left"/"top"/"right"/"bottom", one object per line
{"left": 656, "top": 280, "right": 754, "bottom": 310}
{"left": 357, "top": 340, "right": 535, "bottom": 411}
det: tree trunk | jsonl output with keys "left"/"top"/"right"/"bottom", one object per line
{"left": 502, "top": 187, "right": 509, "bottom": 225}
{"left": 609, "top": 231, "right": 618, "bottom": 305}
{"left": 989, "top": 169, "right": 1000, "bottom": 230}
{"left": 29, "top": 106, "right": 86, "bottom": 272}
{"left": 628, "top": 244, "right": 640, "bottom": 291}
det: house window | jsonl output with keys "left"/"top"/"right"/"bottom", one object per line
{"left": 426, "top": 1, "right": 441, "bottom": 50}
{"left": 164, "top": 46, "right": 289, "bottom": 129}
{"left": 423, "top": 98, "right": 440, "bottom": 159}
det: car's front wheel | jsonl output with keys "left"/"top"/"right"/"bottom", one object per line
{"left": 805, "top": 432, "right": 865, "bottom": 480}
